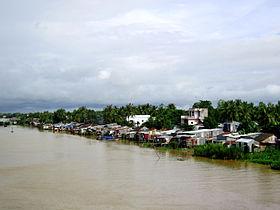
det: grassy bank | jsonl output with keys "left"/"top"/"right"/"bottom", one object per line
{"left": 119, "top": 140, "right": 280, "bottom": 169}
{"left": 193, "top": 144, "right": 280, "bottom": 170}
{"left": 247, "top": 148, "right": 280, "bottom": 169}
{"left": 193, "top": 144, "right": 244, "bottom": 160}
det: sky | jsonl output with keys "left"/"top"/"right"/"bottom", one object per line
{"left": 0, "top": 0, "right": 280, "bottom": 112}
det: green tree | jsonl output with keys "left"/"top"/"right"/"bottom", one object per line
{"left": 203, "top": 116, "right": 218, "bottom": 129}
{"left": 53, "top": 108, "right": 67, "bottom": 123}
{"left": 39, "top": 111, "right": 53, "bottom": 124}
{"left": 71, "top": 107, "right": 96, "bottom": 123}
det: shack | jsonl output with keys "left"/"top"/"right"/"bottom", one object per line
{"left": 236, "top": 138, "right": 259, "bottom": 153}
{"left": 254, "top": 133, "right": 277, "bottom": 150}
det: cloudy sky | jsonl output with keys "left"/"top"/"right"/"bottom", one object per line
{"left": 1, "top": 0, "right": 280, "bottom": 112}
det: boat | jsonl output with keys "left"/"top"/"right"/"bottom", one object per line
{"left": 101, "top": 135, "right": 115, "bottom": 140}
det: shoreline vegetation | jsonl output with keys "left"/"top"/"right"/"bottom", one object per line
{"left": 2, "top": 99, "right": 280, "bottom": 134}
{"left": 1, "top": 99, "right": 280, "bottom": 170}
{"left": 128, "top": 140, "right": 280, "bottom": 169}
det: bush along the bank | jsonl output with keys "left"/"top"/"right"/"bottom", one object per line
{"left": 247, "top": 148, "right": 280, "bottom": 169}
{"left": 194, "top": 145, "right": 280, "bottom": 170}
{"left": 193, "top": 144, "right": 244, "bottom": 160}
{"left": 270, "top": 161, "right": 280, "bottom": 170}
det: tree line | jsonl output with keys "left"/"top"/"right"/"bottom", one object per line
{"left": 1, "top": 100, "right": 280, "bottom": 137}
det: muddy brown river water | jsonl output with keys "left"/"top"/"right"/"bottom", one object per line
{"left": 0, "top": 126, "right": 280, "bottom": 210}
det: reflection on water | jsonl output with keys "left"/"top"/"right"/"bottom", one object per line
{"left": 0, "top": 126, "right": 279, "bottom": 210}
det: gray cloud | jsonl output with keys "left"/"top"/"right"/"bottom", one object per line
{"left": 1, "top": 0, "right": 280, "bottom": 112}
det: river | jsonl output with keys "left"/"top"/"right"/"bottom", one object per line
{"left": 0, "top": 126, "right": 279, "bottom": 210}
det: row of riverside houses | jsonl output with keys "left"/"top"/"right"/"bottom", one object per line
{"left": 29, "top": 107, "right": 279, "bottom": 151}
{"left": 0, "top": 116, "right": 18, "bottom": 126}
{"left": 180, "top": 108, "right": 279, "bottom": 152}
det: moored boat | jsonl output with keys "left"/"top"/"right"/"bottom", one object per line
{"left": 102, "top": 135, "right": 115, "bottom": 140}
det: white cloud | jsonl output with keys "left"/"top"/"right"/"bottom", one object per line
{"left": 97, "top": 70, "right": 111, "bottom": 80}
{"left": 266, "top": 84, "right": 280, "bottom": 95}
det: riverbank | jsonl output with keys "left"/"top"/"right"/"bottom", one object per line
{"left": 117, "top": 139, "right": 280, "bottom": 170}
{"left": 117, "top": 140, "right": 194, "bottom": 158}
{"left": 7, "top": 125, "right": 280, "bottom": 170}
{"left": 248, "top": 149, "right": 280, "bottom": 170}
{"left": 192, "top": 144, "right": 280, "bottom": 170}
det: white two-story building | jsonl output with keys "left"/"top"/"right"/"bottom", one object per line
{"left": 181, "top": 108, "right": 208, "bottom": 126}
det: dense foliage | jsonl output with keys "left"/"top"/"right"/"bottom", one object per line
{"left": 144, "top": 104, "right": 184, "bottom": 129}
{"left": 193, "top": 144, "right": 244, "bottom": 160}
{"left": 247, "top": 148, "right": 280, "bottom": 166}
{"left": 6, "top": 107, "right": 102, "bottom": 126}
{"left": 2, "top": 99, "right": 280, "bottom": 136}
{"left": 102, "top": 103, "right": 184, "bottom": 129}
{"left": 7, "top": 103, "right": 184, "bottom": 129}
{"left": 194, "top": 145, "right": 280, "bottom": 169}
{"left": 191, "top": 99, "right": 280, "bottom": 136}
{"left": 216, "top": 100, "right": 280, "bottom": 136}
